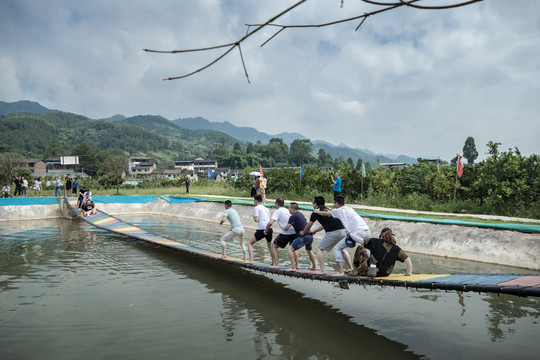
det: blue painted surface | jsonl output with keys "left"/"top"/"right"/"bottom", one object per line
{"left": 0, "top": 197, "right": 60, "bottom": 206}
{"left": 416, "top": 274, "right": 520, "bottom": 285}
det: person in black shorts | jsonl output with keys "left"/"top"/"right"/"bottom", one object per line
{"left": 265, "top": 198, "right": 297, "bottom": 268}
{"left": 247, "top": 195, "right": 273, "bottom": 263}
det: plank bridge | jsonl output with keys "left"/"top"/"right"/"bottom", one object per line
{"left": 65, "top": 197, "right": 540, "bottom": 298}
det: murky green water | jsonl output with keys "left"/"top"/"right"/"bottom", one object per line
{"left": 1, "top": 215, "right": 539, "bottom": 359}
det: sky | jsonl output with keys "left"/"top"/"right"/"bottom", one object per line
{"left": 1, "top": 0, "right": 539, "bottom": 161}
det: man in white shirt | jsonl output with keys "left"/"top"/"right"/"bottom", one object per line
{"left": 248, "top": 194, "right": 273, "bottom": 263}
{"left": 264, "top": 198, "right": 297, "bottom": 268}
{"left": 315, "top": 194, "right": 372, "bottom": 275}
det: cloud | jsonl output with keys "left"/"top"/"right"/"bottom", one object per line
{"left": 0, "top": 0, "right": 538, "bottom": 161}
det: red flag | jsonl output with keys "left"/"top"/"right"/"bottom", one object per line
{"left": 259, "top": 165, "right": 264, "bottom": 177}
{"left": 457, "top": 154, "right": 463, "bottom": 178}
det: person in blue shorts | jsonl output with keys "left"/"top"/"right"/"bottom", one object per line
{"left": 265, "top": 198, "right": 297, "bottom": 268}
{"left": 281, "top": 202, "right": 316, "bottom": 271}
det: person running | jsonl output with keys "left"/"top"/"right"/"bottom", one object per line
{"left": 300, "top": 196, "right": 346, "bottom": 274}
{"left": 314, "top": 194, "right": 372, "bottom": 274}
{"left": 247, "top": 194, "right": 272, "bottom": 263}
{"left": 283, "top": 202, "right": 316, "bottom": 272}
{"left": 219, "top": 200, "right": 246, "bottom": 260}
{"left": 265, "top": 198, "right": 297, "bottom": 268}
{"left": 350, "top": 228, "right": 412, "bottom": 277}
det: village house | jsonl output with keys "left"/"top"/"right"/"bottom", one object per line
{"left": 173, "top": 157, "right": 218, "bottom": 176}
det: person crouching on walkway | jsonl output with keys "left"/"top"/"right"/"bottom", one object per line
{"left": 219, "top": 200, "right": 246, "bottom": 260}
{"left": 350, "top": 227, "right": 412, "bottom": 277}
{"left": 247, "top": 195, "right": 272, "bottom": 263}
{"left": 300, "top": 196, "right": 347, "bottom": 274}
{"left": 80, "top": 199, "right": 97, "bottom": 217}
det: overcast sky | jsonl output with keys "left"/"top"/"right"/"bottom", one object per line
{"left": 1, "top": 0, "right": 538, "bottom": 161}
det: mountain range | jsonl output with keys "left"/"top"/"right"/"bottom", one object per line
{"left": 1, "top": 100, "right": 416, "bottom": 166}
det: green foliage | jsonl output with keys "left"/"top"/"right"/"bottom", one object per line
{"left": 463, "top": 136, "right": 479, "bottom": 164}
{"left": 0, "top": 152, "right": 25, "bottom": 185}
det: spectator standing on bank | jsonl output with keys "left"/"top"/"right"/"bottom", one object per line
{"left": 185, "top": 178, "right": 190, "bottom": 193}
{"left": 331, "top": 172, "right": 342, "bottom": 199}
{"left": 21, "top": 176, "right": 28, "bottom": 197}
{"left": 258, "top": 176, "right": 267, "bottom": 203}
{"left": 34, "top": 177, "right": 42, "bottom": 197}
{"left": 65, "top": 174, "right": 72, "bottom": 196}
{"left": 13, "top": 176, "right": 22, "bottom": 197}
{"left": 72, "top": 178, "right": 80, "bottom": 197}
{"left": 53, "top": 177, "right": 62, "bottom": 198}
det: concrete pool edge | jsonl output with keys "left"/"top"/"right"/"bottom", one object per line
{"left": 1, "top": 196, "right": 539, "bottom": 270}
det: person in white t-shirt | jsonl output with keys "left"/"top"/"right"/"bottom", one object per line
{"left": 247, "top": 194, "right": 272, "bottom": 263}
{"left": 264, "top": 198, "right": 297, "bottom": 268}
{"left": 33, "top": 177, "right": 42, "bottom": 197}
{"left": 315, "top": 194, "right": 372, "bottom": 275}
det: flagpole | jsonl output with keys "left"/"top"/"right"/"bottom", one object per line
{"left": 454, "top": 154, "right": 459, "bottom": 200}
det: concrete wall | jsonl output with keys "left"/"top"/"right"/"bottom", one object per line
{"left": 2, "top": 198, "right": 539, "bottom": 270}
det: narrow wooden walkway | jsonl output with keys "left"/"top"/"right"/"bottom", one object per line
{"left": 66, "top": 198, "right": 540, "bottom": 298}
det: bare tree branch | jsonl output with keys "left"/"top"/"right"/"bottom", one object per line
{"left": 144, "top": 0, "right": 483, "bottom": 82}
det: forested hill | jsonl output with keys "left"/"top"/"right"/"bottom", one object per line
{"left": 0, "top": 100, "right": 417, "bottom": 167}
{"left": 0, "top": 110, "right": 245, "bottom": 166}
{"left": 116, "top": 115, "right": 239, "bottom": 144}
{"left": 0, "top": 100, "right": 57, "bottom": 115}
{"left": 0, "top": 112, "right": 171, "bottom": 157}
{"left": 173, "top": 117, "right": 308, "bottom": 145}
{"left": 174, "top": 117, "right": 416, "bottom": 165}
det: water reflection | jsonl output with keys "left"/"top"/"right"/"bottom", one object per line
{"left": 1, "top": 216, "right": 539, "bottom": 359}
{"left": 145, "top": 244, "right": 420, "bottom": 359}
{"left": 484, "top": 293, "right": 540, "bottom": 342}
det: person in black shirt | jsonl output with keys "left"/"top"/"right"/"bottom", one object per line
{"left": 351, "top": 227, "right": 412, "bottom": 277}
{"left": 300, "top": 196, "right": 347, "bottom": 274}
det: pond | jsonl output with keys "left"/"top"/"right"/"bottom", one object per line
{"left": 1, "top": 215, "right": 539, "bottom": 359}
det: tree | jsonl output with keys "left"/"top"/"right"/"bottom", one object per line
{"left": 264, "top": 138, "right": 289, "bottom": 164}
{"left": 44, "top": 139, "right": 65, "bottom": 158}
{"left": 71, "top": 142, "right": 108, "bottom": 176}
{"left": 463, "top": 136, "right": 479, "bottom": 164}
{"left": 289, "top": 139, "right": 314, "bottom": 166}
{"left": 317, "top": 148, "right": 333, "bottom": 166}
{"left": 0, "top": 152, "right": 25, "bottom": 186}
{"left": 99, "top": 155, "right": 128, "bottom": 188}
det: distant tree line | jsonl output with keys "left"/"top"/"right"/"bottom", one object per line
{"left": 228, "top": 138, "right": 538, "bottom": 219}
{"left": 207, "top": 137, "right": 369, "bottom": 170}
